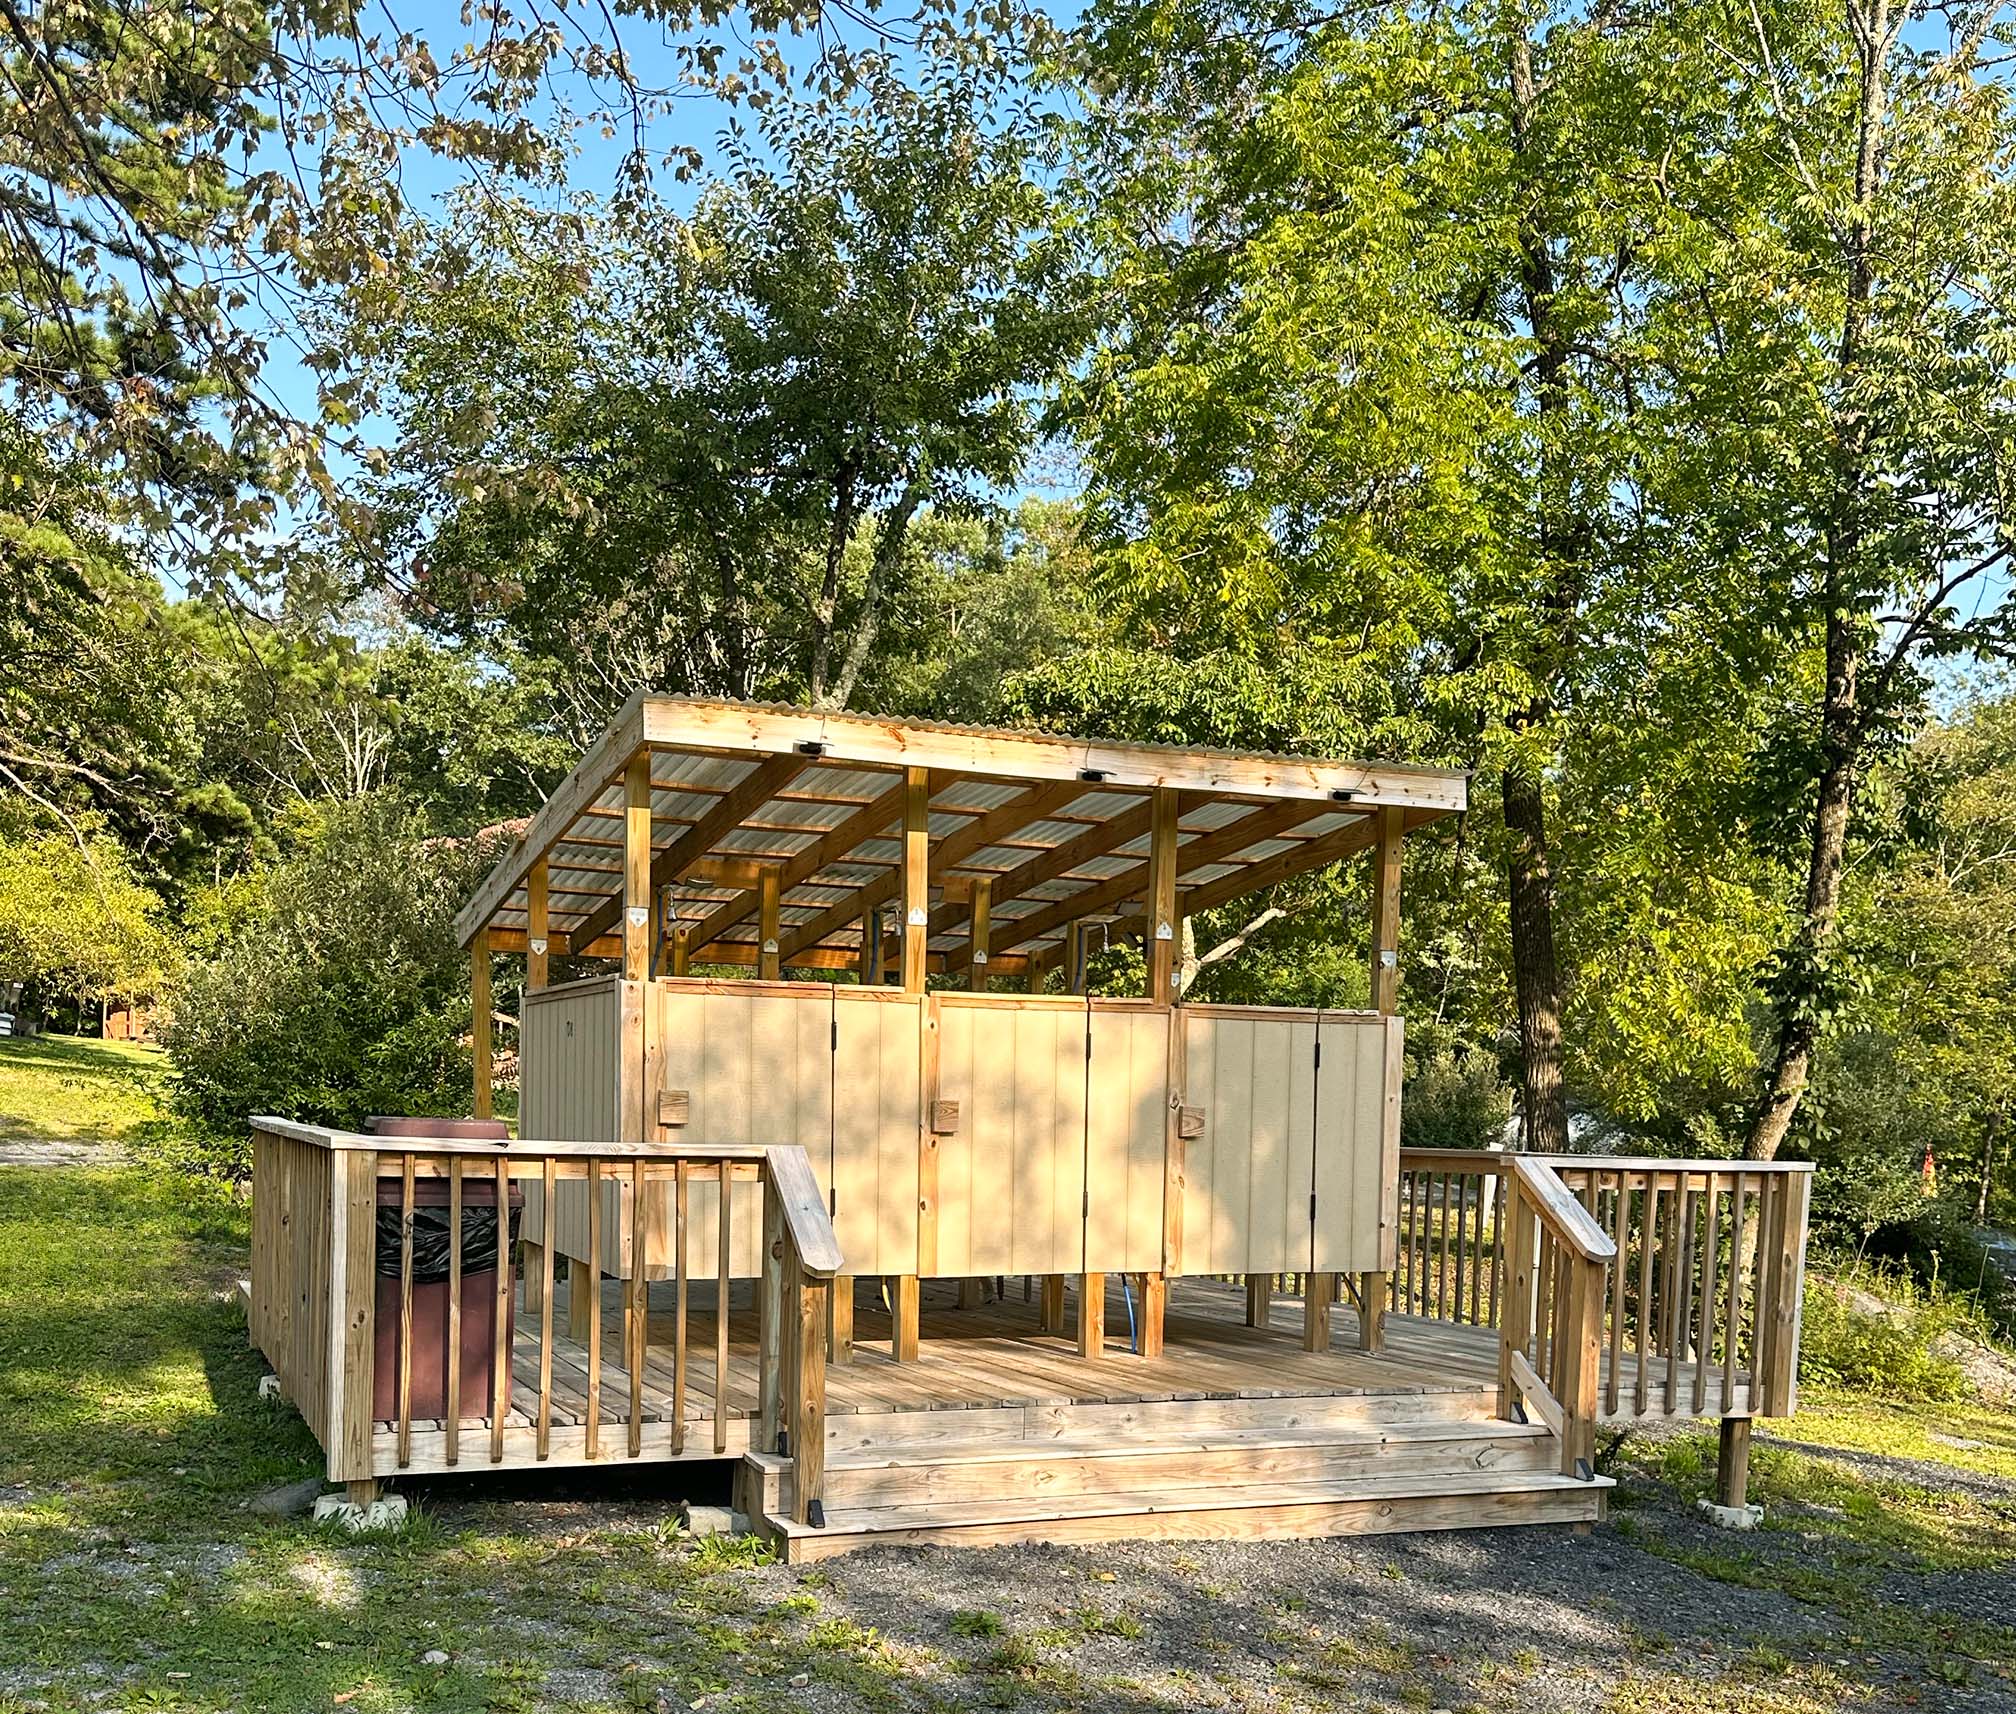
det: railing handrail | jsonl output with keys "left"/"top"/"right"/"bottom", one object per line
{"left": 762, "top": 1145, "right": 842, "bottom": 1279}
{"left": 250, "top": 1116, "right": 773, "bottom": 1160}
{"left": 1509, "top": 1156, "right": 1616, "bottom": 1264}
{"left": 1398, "top": 1144, "right": 1813, "bottom": 1177}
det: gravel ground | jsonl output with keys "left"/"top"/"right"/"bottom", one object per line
{"left": 370, "top": 1425, "right": 2016, "bottom": 1714}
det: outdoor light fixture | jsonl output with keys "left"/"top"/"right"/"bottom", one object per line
{"left": 796, "top": 740, "right": 828, "bottom": 757}
{"left": 1079, "top": 767, "right": 1111, "bottom": 782}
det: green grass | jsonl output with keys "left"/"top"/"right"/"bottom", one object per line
{"left": 0, "top": 1033, "right": 171, "bottom": 1142}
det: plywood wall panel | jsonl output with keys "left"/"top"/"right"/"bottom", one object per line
{"left": 1085, "top": 1003, "right": 1169, "bottom": 1273}
{"left": 831, "top": 990, "right": 921, "bottom": 1276}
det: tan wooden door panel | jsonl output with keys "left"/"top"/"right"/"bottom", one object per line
{"left": 1312, "top": 1013, "right": 1403, "bottom": 1273}
{"left": 1085, "top": 1002, "right": 1170, "bottom": 1273}
{"left": 831, "top": 989, "right": 921, "bottom": 1277}
{"left": 934, "top": 995, "right": 1089, "bottom": 1278}
{"left": 1179, "top": 1007, "right": 1318, "bottom": 1275}
{"left": 650, "top": 981, "right": 833, "bottom": 1277}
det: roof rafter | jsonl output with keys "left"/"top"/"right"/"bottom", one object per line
{"left": 567, "top": 750, "right": 808, "bottom": 953}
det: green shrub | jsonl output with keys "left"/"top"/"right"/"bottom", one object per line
{"left": 159, "top": 796, "right": 495, "bottom": 1171}
{"left": 1401, "top": 1049, "right": 1513, "bottom": 1151}
{"left": 1798, "top": 1267, "right": 1972, "bottom": 1400}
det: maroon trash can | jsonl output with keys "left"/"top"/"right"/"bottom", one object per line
{"left": 367, "top": 1117, "right": 519, "bottom": 1423}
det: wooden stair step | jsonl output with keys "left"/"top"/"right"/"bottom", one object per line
{"left": 762, "top": 1468, "right": 1612, "bottom": 1561}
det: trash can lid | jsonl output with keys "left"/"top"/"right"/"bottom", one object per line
{"left": 363, "top": 1116, "right": 510, "bottom": 1140}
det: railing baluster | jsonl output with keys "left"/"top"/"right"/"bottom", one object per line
{"left": 715, "top": 1163, "right": 732, "bottom": 1455}
{"left": 1483, "top": 1161, "right": 1499, "bottom": 1322}
{"left": 628, "top": 1156, "right": 646, "bottom": 1457}
{"left": 1435, "top": 1172, "right": 1453, "bottom": 1319}
{"left": 1666, "top": 1183, "right": 1694, "bottom": 1414}
{"left": 537, "top": 1155, "right": 556, "bottom": 1461}
{"left": 491, "top": 1155, "right": 510, "bottom": 1463}
{"left": 1633, "top": 1174, "right": 1659, "bottom": 1418}
{"left": 446, "top": 1157, "right": 462, "bottom": 1467}
{"left": 585, "top": 1156, "right": 602, "bottom": 1459}
{"left": 673, "top": 1159, "right": 689, "bottom": 1455}
{"left": 1606, "top": 1173, "right": 1630, "bottom": 1415}
{"left": 1694, "top": 1173, "right": 1720, "bottom": 1414}
{"left": 397, "top": 1152, "right": 415, "bottom": 1468}
{"left": 1724, "top": 1171, "right": 1748, "bottom": 1413}
{"left": 1452, "top": 1170, "right": 1470, "bottom": 1324}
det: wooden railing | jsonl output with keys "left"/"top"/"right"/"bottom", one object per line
{"left": 1396, "top": 1148, "right": 1814, "bottom": 1424}
{"left": 249, "top": 1119, "right": 841, "bottom": 1524}
{"left": 1497, "top": 1156, "right": 1614, "bottom": 1476}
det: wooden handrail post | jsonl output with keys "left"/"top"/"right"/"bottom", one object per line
{"left": 758, "top": 1174, "right": 786, "bottom": 1455}
{"left": 1559, "top": 1250, "right": 1604, "bottom": 1478}
{"left": 792, "top": 1273, "right": 828, "bottom": 1524}
{"left": 1497, "top": 1176, "right": 1532, "bottom": 1421}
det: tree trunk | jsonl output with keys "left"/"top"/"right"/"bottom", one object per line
{"left": 1500, "top": 28, "right": 1578, "bottom": 1155}
{"left": 828, "top": 479, "right": 925, "bottom": 713}
{"left": 1747, "top": 609, "right": 1859, "bottom": 1161}
{"left": 1744, "top": 0, "right": 1889, "bottom": 1161}
{"left": 808, "top": 463, "right": 860, "bottom": 708}
{"left": 1503, "top": 754, "right": 1569, "bottom": 1151}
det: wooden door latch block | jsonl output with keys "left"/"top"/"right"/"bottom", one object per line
{"left": 929, "top": 1099, "right": 961, "bottom": 1135}
{"left": 658, "top": 1088, "right": 691, "bottom": 1127}
{"left": 1176, "top": 1105, "right": 1206, "bottom": 1140}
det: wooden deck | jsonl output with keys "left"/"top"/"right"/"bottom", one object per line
{"left": 369, "top": 1276, "right": 1513, "bottom": 1471}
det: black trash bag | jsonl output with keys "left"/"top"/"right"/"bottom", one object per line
{"left": 375, "top": 1205, "right": 522, "bottom": 1282}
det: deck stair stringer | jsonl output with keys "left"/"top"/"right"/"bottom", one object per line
{"left": 742, "top": 1390, "right": 1611, "bottom": 1562}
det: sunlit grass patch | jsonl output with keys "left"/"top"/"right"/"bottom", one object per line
{"left": 0, "top": 1034, "right": 170, "bottom": 1143}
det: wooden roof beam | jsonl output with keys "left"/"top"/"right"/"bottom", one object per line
{"left": 567, "top": 750, "right": 809, "bottom": 953}
{"left": 776, "top": 778, "right": 1086, "bottom": 962}
{"left": 981, "top": 800, "right": 1362, "bottom": 961}
{"left": 927, "top": 797, "right": 1159, "bottom": 952}
{"left": 640, "top": 697, "right": 1467, "bottom": 812}
{"left": 685, "top": 774, "right": 913, "bottom": 957}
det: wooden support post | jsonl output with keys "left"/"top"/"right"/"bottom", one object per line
{"left": 758, "top": 865, "right": 783, "bottom": 980}
{"left": 793, "top": 1276, "right": 828, "bottom": 1525}
{"left": 527, "top": 858, "right": 549, "bottom": 992}
{"left": 1040, "top": 1273, "right": 1066, "bottom": 1333}
{"left": 471, "top": 928, "right": 493, "bottom": 1120}
{"left": 892, "top": 1273, "right": 920, "bottom": 1362}
{"left": 1138, "top": 1271, "right": 1166, "bottom": 1358}
{"left": 967, "top": 875, "right": 992, "bottom": 993}
{"left": 1146, "top": 787, "right": 1180, "bottom": 1006}
{"left": 671, "top": 923, "right": 690, "bottom": 977}
{"left": 897, "top": 771, "right": 930, "bottom": 1360}
{"left": 345, "top": 1478, "right": 380, "bottom": 1506}
{"left": 1357, "top": 1272, "right": 1387, "bottom": 1351}
{"left": 1716, "top": 1414, "right": 1753, "bottom": 1510}
{"left": 828, "top": 1276, "right": 854, "bottom": 1363}
{"left": 1245, "top": 1274, "right": 1272, "bottom": 1328}
{"left": 1303, "top": 1273, "right": 1333, "bottom": 1350}
{"left": 1358, "top": 803, "right": 1404, "bottom": 1351}
{"left": 899, "top": 765, "right": 931, "bottom": 989}
{"left": 958, "top": 1278, "right": 984, "bottom": 1310}
{"left": 568, "top": 1256, "right": 596, "bottom": 1341}
{"left": 623, "top": 750, "right": 652, "bottom": 983}
{"left": 1077, "top": 1272, "right": 1105, "bottom": 1358}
